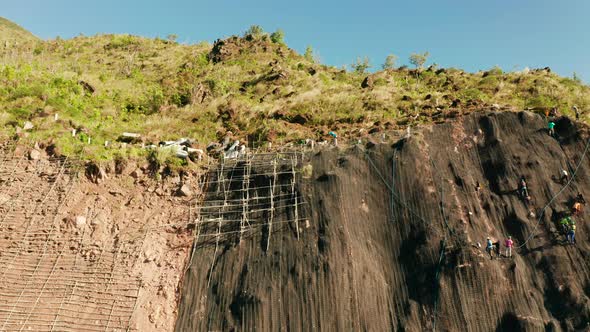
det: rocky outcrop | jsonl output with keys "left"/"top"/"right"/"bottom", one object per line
{"left": 361, "top": 75, "right": 374, "bottom": 88}
{"left": 209, "top": 36, "right": 278, "bottom": 64}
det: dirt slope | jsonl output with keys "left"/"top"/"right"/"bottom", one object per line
{"left": 0, "top": 149, "right": 193, "bottom": 332}
{"left": 176, "top": 111, "right": 590, "bottom": 331}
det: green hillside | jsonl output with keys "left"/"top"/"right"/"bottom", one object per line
{"left": 0, "top": 20, "right": 589, "bottom": 166}
{"left": 0, "top": 17, "right": 38, "bottom": 42}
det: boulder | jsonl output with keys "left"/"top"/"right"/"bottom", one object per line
{"left": 0, "top": 193, "right": 10, "bottom": 205}
{"left": 74, "top": 216, "right": 86, "bottom": 228}
{"left": 290, "top": 114, "right": 309, "bottom": 125}
{"left": 361, "top": 76, "right": 374, "bottom": 89}
{"left": 190, "top": 83, "right": 209, "bottom": 104}
{"left": 23, "top": 121, "right": 34, "bottom": 130}
{"left": 130, "top": 169, "right": 142, "bottom": 179}
{"left": 366, "top": 140, "right": 377, "bottom": 149}
{"left": 78, "top": 80, "right": 95, "bottom": 94}
{"left": 85, "top": 162, "right": 107, "bottom": 184}
{"left": 29, "top": 149, "right": 41, "bottom": 160}
{"left": 368, "top": 127, "right": 381, "bottom": 134}
{"left": 177, "top": 184, "right": 192, "bottom": 197}
{"left": 117, "top": 132, "right": 141, "bottom": 144}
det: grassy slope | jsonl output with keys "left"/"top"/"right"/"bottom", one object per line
{"left": 0, "top": 17, "right": 38, "bottom": 42}
{"left": 0, "top": 20, "right": 589, "bottom": 166}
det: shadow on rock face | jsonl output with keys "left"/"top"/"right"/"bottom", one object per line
{"left": 398, "top": 228, "right": 437, "bottom": 305}
{"left": 479, "top": 114, "right": 500, "bottom": 144}
{"left": 495, "top": 312, "right": 522, "bottom": 332}
{"left": 555, "top": 117, "right": 579, "bottom": 144}
{"left": 496, "top": 311, "right": 553, "bottom": 332}
{"left": 502, "top": 212, "right": 527, "bottom": 244}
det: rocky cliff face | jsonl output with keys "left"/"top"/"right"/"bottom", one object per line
{"left": 176, "top": 111, "right": 590, "bottom": 331}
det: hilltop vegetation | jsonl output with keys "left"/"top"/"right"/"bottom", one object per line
{"left": 0, "top": 18, "right": 589, "bottom": 165}
{"left": 0, "top": 17, "right": 38, "bottom": 43}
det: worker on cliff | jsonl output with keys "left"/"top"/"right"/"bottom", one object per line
{"left": 329, "top": 131, "right": 338, "bottom": 146}
{"left": 518, "top": 176, "right": 530, "bottom": 201}
{"left": 567, "top": 222, "right": 576, "bottom": 245}
{"left": 486, "top": 237, "right": 495, "bottom": 259}
{"left": 573, "top": 194, "right": 586, "bottom": 216}
{"left": 493, "top": 239, "right": 501, "bottom": 257}
{"left": 504, "top": 236, "right": 514, "bottom": 258}
{"left": 573, "top": 105, "right": 580, "bottom": 120}
{"left": 560, "top": 215, "right": 571, "bottom": 236}
{"left": 548, "top": 121, "right": 556, "bottom": 137}
{"left": 560, "top": 169, "right": 569, "bottom": 184}
{"left": 577, "top": 193, "right": 586, "bottom": 204}
{"left": 573, "top": 201, "right": 583, "bottom": 216}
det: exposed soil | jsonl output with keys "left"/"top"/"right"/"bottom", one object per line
{"left": 0, "top": 149, "right": 194, "bottom": 331}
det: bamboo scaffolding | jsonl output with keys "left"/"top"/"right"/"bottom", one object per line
{"left": 197, "top": 188, "right": 301, "bottom": 205}
{"left": 198, "top": 172, "right": 299, "bottom": 187}
{"left": 266, "top": 157, "right": 278, "bottom": 253}
{"left": 207, "top": 159, "right": 235, "bottom": 288}
{"left": 240, "top": 153, "right": 251, "bottom": 243}
{"left": 216, "top": 158, "right": 224, "bottom": 194}
{"left": 185, "top": 171, "right": 205, "bottom": 273}
{"left": 199, "top": 202, "right": 307, "bottom": 218}
{"left": 291, "top": 157, "right": 300, "bottom": 240}
{"left": 192, "top": 217, "right": 307, "bottom": 239}
{"left": 198, "top": 202, "right": 307, "bottom": 222}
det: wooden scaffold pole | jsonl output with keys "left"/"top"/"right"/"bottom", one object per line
{"left": 240, "top": 153, "right": 251, "bottom": 243}
{"left": 266, "top": 155, "right": 278, "bottom": 252}
{"left": 208, "top": 159, "right": 227, "bottom": 288}
{"left": 217, "top": 155, "right": 224, "bottom": 194}
{"left": 291, "top": 156, "right": 300, "bottom": 240}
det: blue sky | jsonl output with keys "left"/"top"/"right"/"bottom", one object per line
{"left": 2, "top": 0, "right": 589, "bottom": 82}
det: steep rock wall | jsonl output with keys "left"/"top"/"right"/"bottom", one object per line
{"left": 176, "top": 111, "right": 590, "bottom": 331}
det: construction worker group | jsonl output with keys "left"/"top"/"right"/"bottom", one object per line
{"left": 485, "top": 236, "right": 514, "bottom": 259}
{"left": 484, "top": 109, "right": 585, "bottom": 259}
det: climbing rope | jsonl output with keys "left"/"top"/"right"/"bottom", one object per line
{"left": 429, "top": 158, "right": 465, "bottom": 332}
{"left": 361, "top": 131, "right": 590, "bottom": 329}
{"left": 363, "top": 146, "right": 451, "bottom": 331}
{"left": 432, "top": 239, "right": 446, "bottom": 332}
{"left": 390, "top": 151, "right": 397, "bottom": 223}
{"left": 429, "top": 159, "right": 448, "bottom": 332}
{"left": 465, "top": 113, "right": 589, "bottom": 250}
{"left": 517, "top": 137, "right": 590, "bottom": 249}
{"left": 361, "top": 146, "right": 431, "bottom": 226}
{"left": 430, "top": 157, "right": 457, "bottom": 237}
